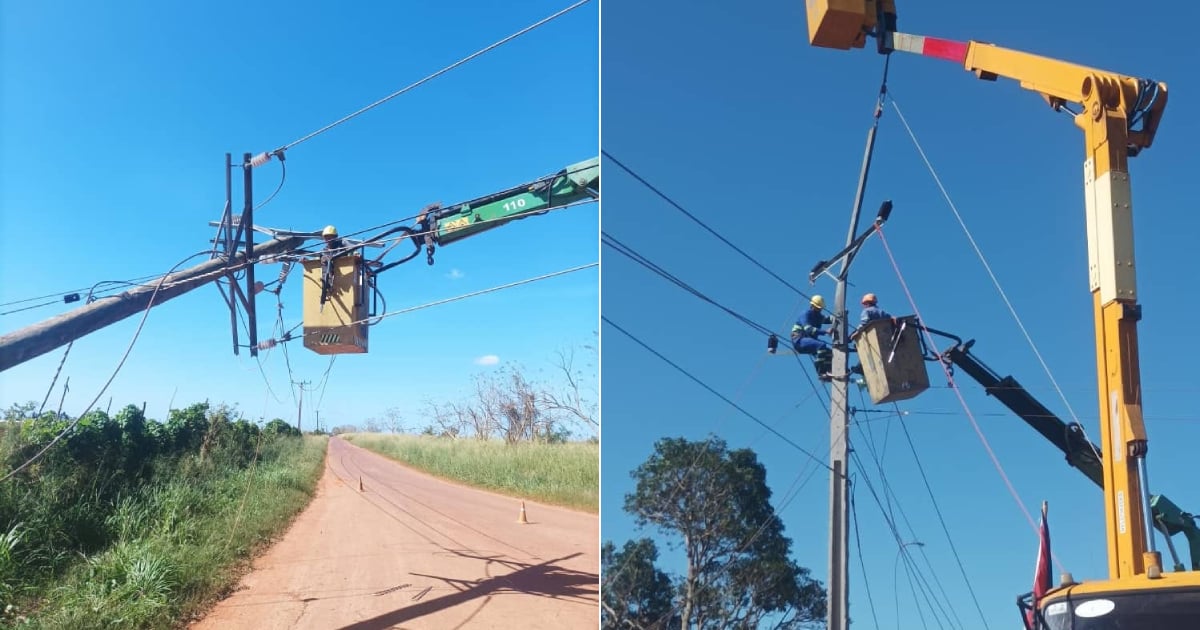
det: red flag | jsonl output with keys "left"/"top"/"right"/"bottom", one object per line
{"left": 1027, "top": 501, "right": 1052, "bottom": 627}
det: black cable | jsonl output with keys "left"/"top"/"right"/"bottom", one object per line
{"left": 848, "top": 442, "right": 951, "bottom": 629}
{"left": 602, "top": 231, "right": 834, "bottom": 414}
{"left": 854, "top": 400, "right": 963, "bottom": 629}
{"left": 2, "top": 250, "right": 215, "bottom": 483}
{"left": 276, "top": 0, "right": 592, "bottom": 153}
{"left": 601, "top": 150, "right": 820, "bottom": 305}
{"left": 602, "top": 232, "right": 776, "bottom": 337}
{"left": 0, "top": 273, "right": 165, "bottom": 309}
{"left": 1, "top": 299, "right": 62, "bottom": 316}
{"left": 850, "top": 478, "right": 883, "bottom": 630}
{"left": 602, "top": 315, "right": 837, "bottom": 476}
{"left": 896, "top": 404, "right": 992, "bottom": 629}
{"left": 253, "top": 159, "right": 287, "bottom": 211}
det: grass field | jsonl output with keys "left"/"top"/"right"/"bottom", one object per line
{"left": 3, "top": 434, "right": 328, "bottom": 629}
{"left": 342, "top": 433, "right": 598, "bottom": 513}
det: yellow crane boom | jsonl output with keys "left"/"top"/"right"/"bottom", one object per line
{"left": 887, "top": 29, "right": 1169, "bottom": 582}
{"left": 805, "top": 2, "right": 1199, "bottom": 628}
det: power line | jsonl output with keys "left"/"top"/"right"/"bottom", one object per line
{"left": 602, "top": 231, "right": 834, "bottom": 414}
{"left": 602, "top": 231, "right": 776, "bottom": 337}
{"left": 2, "top": 250, "right": 213, "bottom": 483}
{"left": 602, "top": 315, "right": 836, "bottom": 475}
{"left": 1, "top": 275, "right": 181, "bottom": 316}
{"left": 602, "top": 150, "right": 818, "bottom": 304}
{"left": 261, "top": 263, "right": 597, "bottom": 349}
{"left": 849, "top": 483, "right": 883, "bottom": 630}
{"left": 277, "top": 0, "right": 593, "bottom": 153}
{"left": 875, "top": 224, "right": 1070, "bottom": 572}
{"left": 894, "top": 403, "right": 991, "bottom": 629}
{"left": 848, "top": 447, "right": 951, "bottom": 630}
{"left": 854, "top": 408, "right": 964, "bottom": 629}
{"left": 890, "top": 95, "right": 1090, "bottom": 452}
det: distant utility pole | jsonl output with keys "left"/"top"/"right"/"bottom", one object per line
{"left": 294, "top": 380, "right": 311, "bottom": 433}
{"left": 0, "top": 236, "right": 304, "bottom": 373}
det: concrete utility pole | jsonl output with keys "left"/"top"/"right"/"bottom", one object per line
{"left": 0, "top": 236, "right": 303, "bottom": 373}
{"left": 808, "top": 102, "right": 894, "bottom": 630}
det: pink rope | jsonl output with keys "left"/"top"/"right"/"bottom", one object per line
{"left": 874, "top": 225, "right": 1068, "bottom": 571}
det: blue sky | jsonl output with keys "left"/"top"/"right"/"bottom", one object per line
{"left": 0, "top": 0, "right": 598, "bottom": 434}
{"left": 600, "top": 1, "right": 1199, "bottom": 628}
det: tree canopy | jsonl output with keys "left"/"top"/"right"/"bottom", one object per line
{"left": 604, "top": 435, "right": 826, "bottom": 629}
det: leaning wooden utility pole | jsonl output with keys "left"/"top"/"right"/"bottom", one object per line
{"left": 0, "top": 236, "right": 303, "bottom": 373}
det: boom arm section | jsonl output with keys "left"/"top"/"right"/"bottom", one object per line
{"left": 942, "top": 339, "right": 1104, "bottom": 488}
{"left": 433, "top": 157, "right": 599, "bottom": 246}
{"left": 881, "top": 33, "right": 1168, "bottom": 156}
{"left": 940, "top": 337, "right": 1199, "bottom": 572}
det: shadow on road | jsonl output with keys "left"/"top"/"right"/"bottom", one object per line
{"left": 336, "top": 552, "right": 597, "bottom": 630}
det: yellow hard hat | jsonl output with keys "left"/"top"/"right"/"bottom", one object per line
{"left": 810, "top": 295, "right": 825, "bottom": 309}
{"left": 322, "top": 225, "right": 338, "bottom": 237}
{"left": 861, "top": 292, "right": 877, "bottom": 305}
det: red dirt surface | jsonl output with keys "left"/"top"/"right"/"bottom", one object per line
{"left": 190, "top": 436, "right": 598, "bottom": 629}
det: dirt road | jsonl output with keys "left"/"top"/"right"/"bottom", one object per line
{"left": 191, "top": 437, "right": 598, "bottom": 629}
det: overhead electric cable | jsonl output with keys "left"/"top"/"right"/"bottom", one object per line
{"left": 277, "top": 0, "right": 593, "bottom": 153}
{"left": 602, "top": 150, "right": 820, "bottom": 305}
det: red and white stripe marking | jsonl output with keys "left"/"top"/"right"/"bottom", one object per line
{"left": 890, "top": 32, "right": 969, "bottom": 63}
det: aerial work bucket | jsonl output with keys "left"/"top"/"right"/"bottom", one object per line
{"left": 851, "top": 315, "right": 929, "bottom": 404}
{"left": 302, "top": 254, "right": 369, "bottom": 355}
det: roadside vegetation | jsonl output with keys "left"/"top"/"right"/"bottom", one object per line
{"left": 0, "top": 401, "right": 327, "bottom": 629}
{"left": 344, "top": 433, "right": 598, "bottom": 512}
{"left": 337, "top": 343, "right": 600, "bottom": 512}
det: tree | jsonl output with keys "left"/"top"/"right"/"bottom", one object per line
{"left": 540, "top": 340, "right": 599, "bottom": 434}
{"left": 602, "top": 538, "right": 678, "bottom": 630}
{"left": 382, "top": 406, "right": 405, "bottom": 434}
{"left": 622, "top": 436, "right": 826, "bottom": 629}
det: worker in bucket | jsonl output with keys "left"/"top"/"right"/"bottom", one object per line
{"left": 792, "top": 295, "right": 835, "bottom": 381}
{"left": 849, "top": 292, "right": 895, "bottom": 376}
{"left": 321, "top": 225, "right": 345, "bottom": 253}
{"left": 858, "top": 292, "right": 892, "bottom": 326}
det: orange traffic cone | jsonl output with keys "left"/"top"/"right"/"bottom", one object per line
{"left": 518, "top": 501, "right": 529, "bottom": 524}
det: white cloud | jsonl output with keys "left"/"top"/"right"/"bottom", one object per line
{"left": 474, "top": 354, "right": 500, "bottom": 366}
{"left": 447, "top": 268, "right": 465, "bottom": 280}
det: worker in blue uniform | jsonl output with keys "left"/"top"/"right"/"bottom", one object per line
{"left": 850, "top": 292, "right": 895, "bottom": 376}
{"left": 792, "top": 295, "right": 835, "bottom": 381}
{"left": 858, "top": 292, "right": 892, "bottom": 326}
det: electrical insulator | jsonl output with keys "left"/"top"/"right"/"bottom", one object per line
{"left": 257, "top": 339, "right": 278, "bottom": 350}
{"left": 249, "top": 152, "right": 272, "bottom": 168}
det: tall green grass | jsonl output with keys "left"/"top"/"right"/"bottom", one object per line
{"left": 343, "top": 434, "right": 598, "bottom": 513}
{"left": 0, "top": 411, "right": 327, "bottom": 629}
